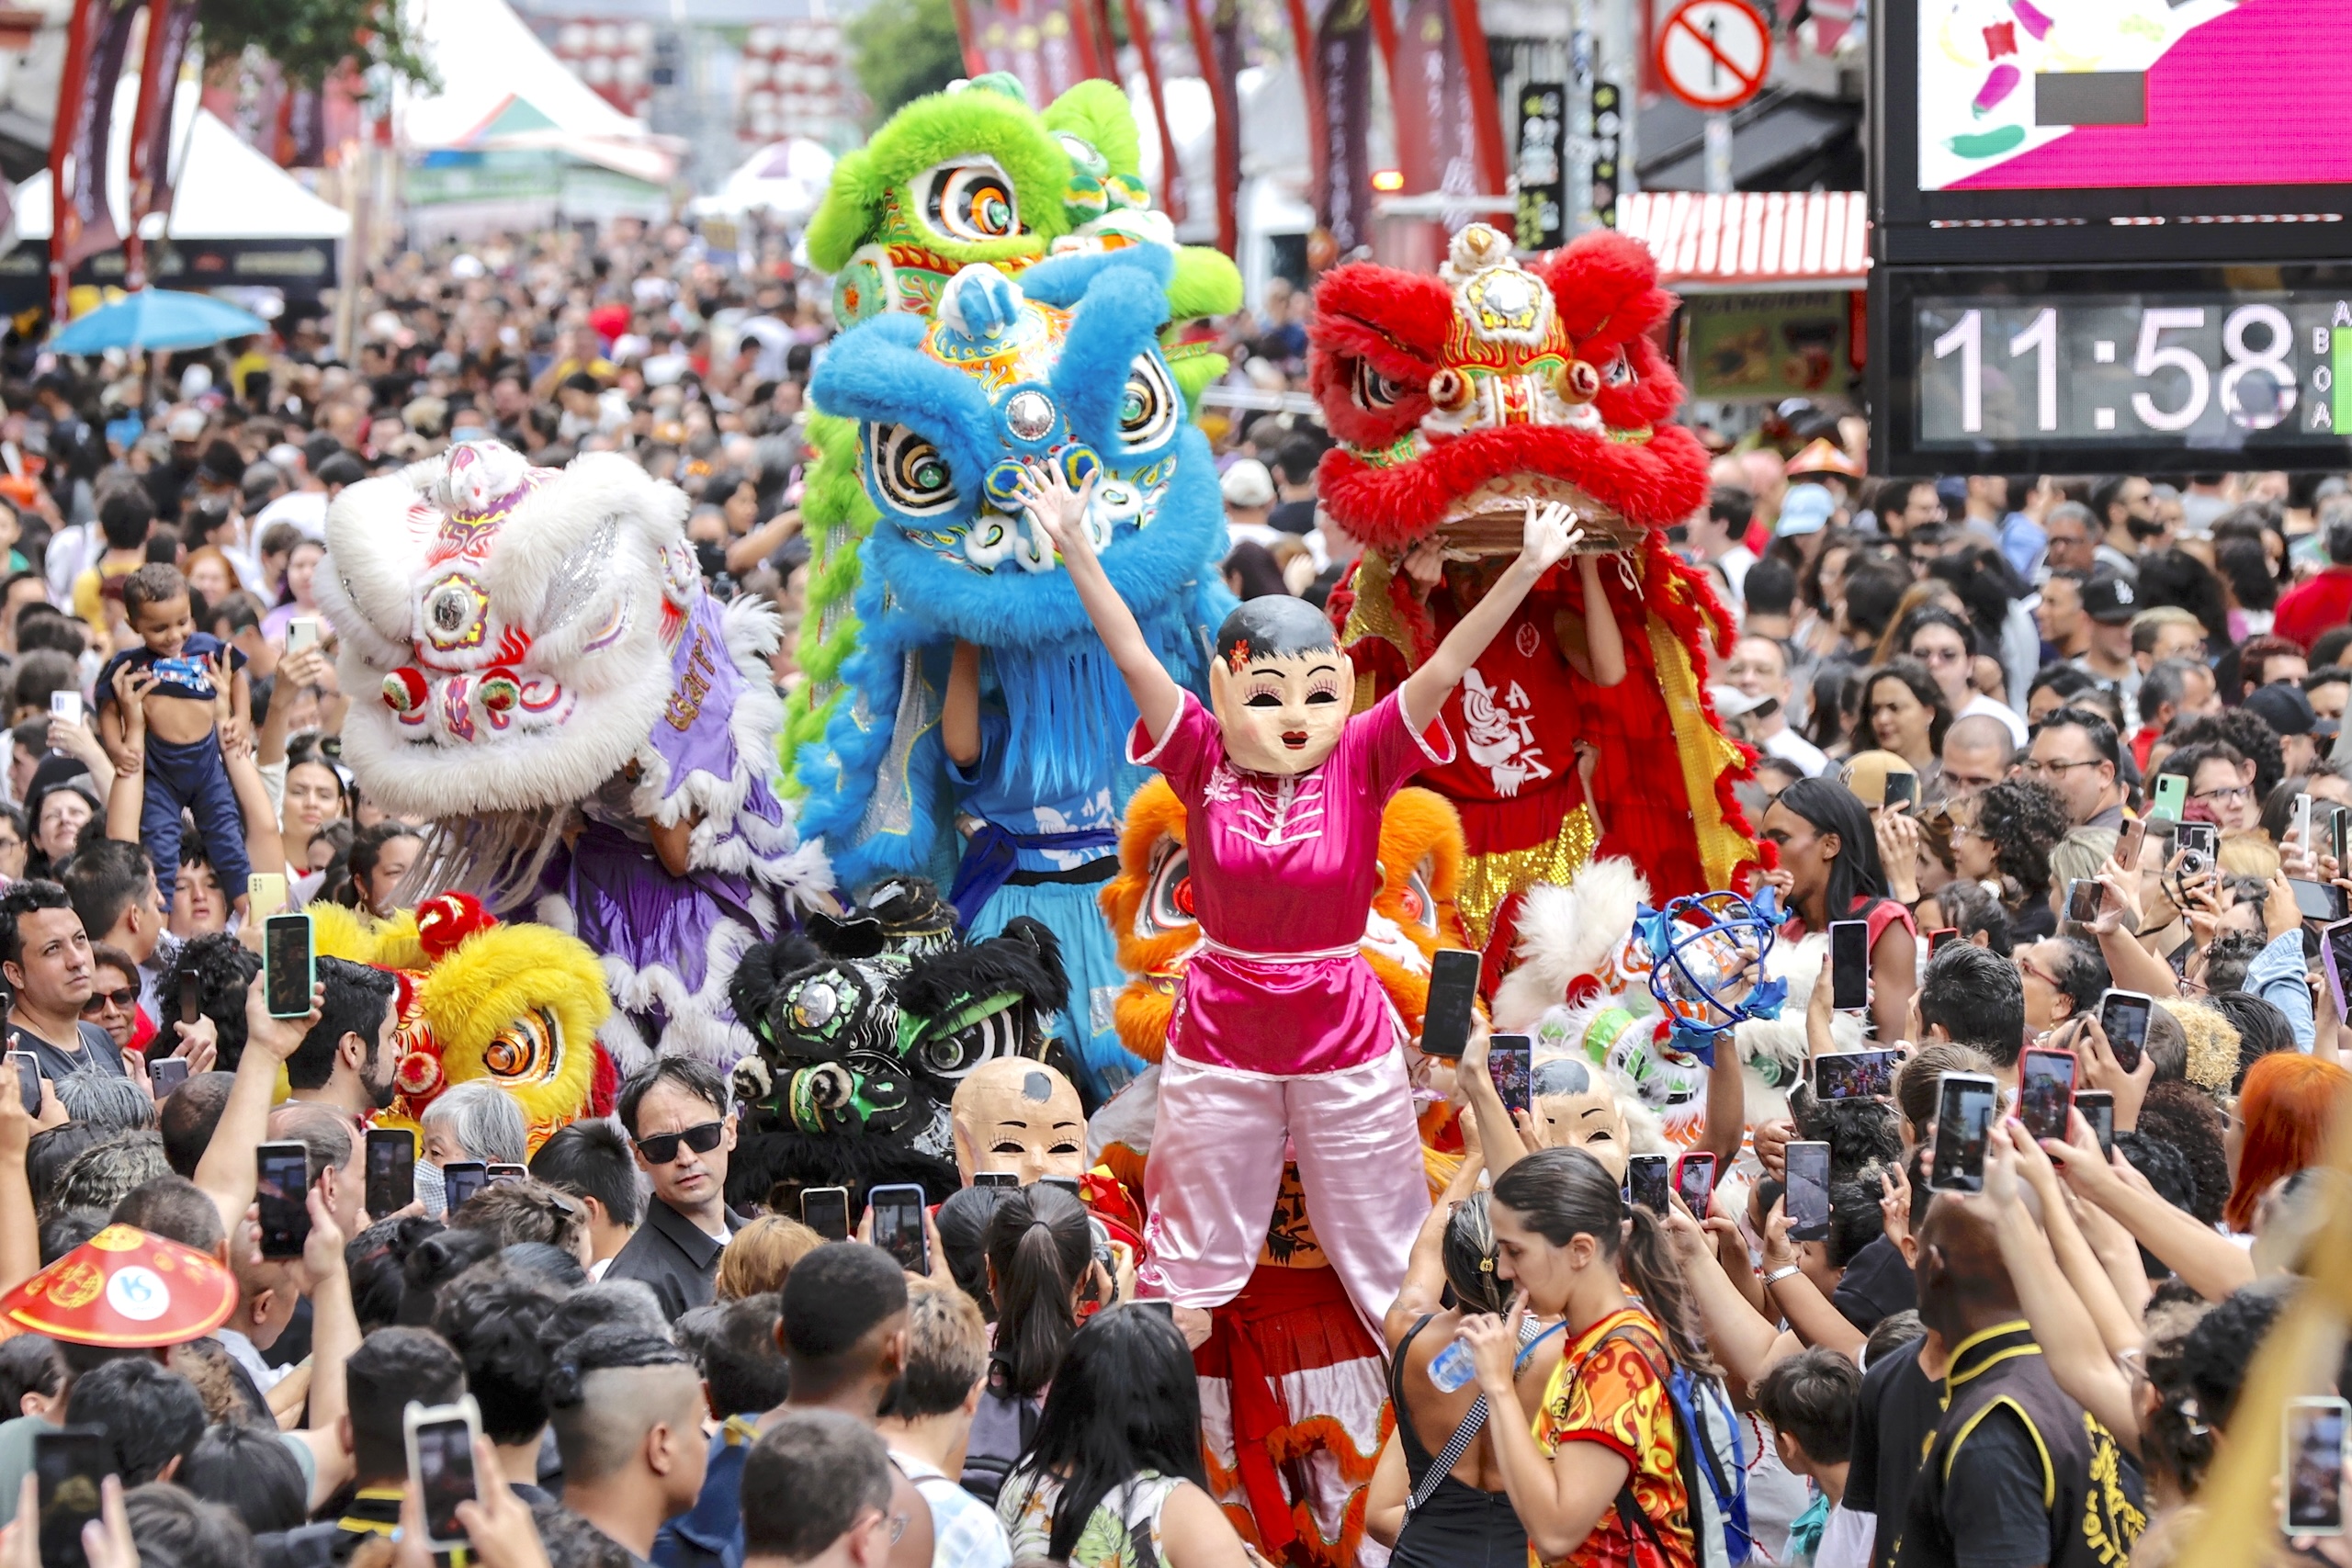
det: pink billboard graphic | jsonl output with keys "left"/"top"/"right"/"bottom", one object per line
{"left": 1917, "top": 0, "right": 2352, "bottom": 193}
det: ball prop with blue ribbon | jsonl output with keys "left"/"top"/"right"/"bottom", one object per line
{"left": 1627, "top": 886, "right": 1787, "bottom": 1066}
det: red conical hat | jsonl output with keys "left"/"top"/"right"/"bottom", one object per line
{"left": 0, "top": 1224, "right": 237, "bottom": 1347}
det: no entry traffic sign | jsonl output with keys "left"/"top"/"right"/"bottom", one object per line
{"left": 1656, "top": 0, "right": 1770, "bottom": 112}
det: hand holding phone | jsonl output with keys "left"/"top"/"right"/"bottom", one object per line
{"left": 367, "top": 1128, "right": 416, "bottom": 1217}
{"left": 1928, "top": 1072, "right": 1999, "bottom": 1193}
{"left": 263, "top": 913, "right": 315, "bottom": 1019}
{"left": 1487, "top": 1033, "right": 1532, "bottom": 1118}
{"left": 1673, "top": 1152, "right": 1716, "bottom": 1216}
{"left": 2018, "top": 1047, "right": 2077, "bottom": 1144}
{"left": 867, "top": 1183, "right": 931, "bottom": 1275}
{"left": 1785, "top": 1141, "right": 1831, "bottom": 1242}
{"left": 8, "top": 1051, "right": 40, "bottom": 1118}
{"left": 2284, "top": 1396, "right": 2349, "bottom": 1535}
{"left": 2095, "top": 989, "right": 2153, "bottom": 1075}
{"left": 1419, "top": 950, "right": 1480, "bottom": 1060}
{"left": 149, "top": 1056, "right": 188, "bottom": 1098}
{"left": 405, "top": 1396, "right": 483, "bottom": 1551}
{"left": 1828, "top": 919, "right": 1870, "bottom": 1011}
{"left": 33, "top": 1428, "right": 110, "bottom": 1568}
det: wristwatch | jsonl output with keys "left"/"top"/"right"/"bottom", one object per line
{"left": 1761, "top": 1265, "right": 1804, "bottom": 1288}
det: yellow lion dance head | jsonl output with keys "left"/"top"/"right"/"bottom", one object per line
{"left": 310, "top": 894, "right": 614, "bottom": 1149}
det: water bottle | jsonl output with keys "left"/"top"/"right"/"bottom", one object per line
{"left": 1428, "top": 1339, "right": 1480, "bottom": 1393}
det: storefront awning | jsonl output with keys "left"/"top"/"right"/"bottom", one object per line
{"left": 1616, "top": 190, "right": 1868, "bottom": 292}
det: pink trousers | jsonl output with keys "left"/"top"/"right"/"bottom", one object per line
{"left": 1136, "top": 1046, "right": 1431, "bottom": 1335}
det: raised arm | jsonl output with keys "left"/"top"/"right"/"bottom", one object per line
{"left": 1573, "top": 555, "right": 1624, "bottom": 687}
{"left": 1020, "top": 464, "right": 1182, "bottom": 744}
{"left": 943, "top": 640, "right": 983, "bottom": 769}
{"left": 1400, "top": 502, "right": 1579, "bottom": 735}
{"left": 195, "top": 973, "right": 322, "bottom": 1235}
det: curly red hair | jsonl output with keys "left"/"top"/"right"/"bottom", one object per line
{"left": 2225, "top": 1053, "right": 2352, "bottom": 1233}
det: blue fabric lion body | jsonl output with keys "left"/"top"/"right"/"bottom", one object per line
{"left": 801, "top": 249, "right": 1232, "bottom": 1097}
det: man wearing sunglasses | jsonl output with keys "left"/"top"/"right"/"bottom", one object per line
{"left": 608, "top": 1057, "right": 745, "bottom": 1320}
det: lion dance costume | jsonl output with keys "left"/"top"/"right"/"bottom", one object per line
{"left": 1314, "top": 223, "right": 1758, "bottom": 985}
{"left": 310, "top": 895, "right": 616, "bottom": 1148}
{"left": 786, "top": 76, "right": 1239, "bottom": 1103}
{"left": 322, "top": 440, "right": 831, "bottom": 1068}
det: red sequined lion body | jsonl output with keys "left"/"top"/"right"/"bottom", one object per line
{"left": 1314, "top": 223, "right": 1759, "bottom": 981}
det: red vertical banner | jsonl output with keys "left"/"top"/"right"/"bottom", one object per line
{"left": 51, "top": 0, "right": 140, "bottom": 315}
{"left": 1180, "top": 0, "right": 1239, "bottom": 254}
{"left": 1118, "top": 0, "right": 1185, "bottom": 226}
{"left": 1030, "top": 0, "right": 1093, "bottom": 99}
{"left": 124, "top": 0, "right": 194, "bottom": 290}
{"left": 1385, "top": 0, "right": 1483, "bottom": 211}
{"left": 46, "top": 0, "right": 97, "bottom": 319}
{"left": 1311, "top": 0, "right": 1376, "bottom": 260}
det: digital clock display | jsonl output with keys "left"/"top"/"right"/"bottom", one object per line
{"left": 1872, "top": 265, "right": 2352, "bottom": 473}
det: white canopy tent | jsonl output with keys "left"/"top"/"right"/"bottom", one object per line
{"left": 8, "top": 77, "right": 351, "bottom": 244}
{"left": 396, "top": 0, "right": 671, "bottom": 175}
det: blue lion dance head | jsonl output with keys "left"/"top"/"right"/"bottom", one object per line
{"left": 799, "top": 247, "right": 1231, "bottom": 889}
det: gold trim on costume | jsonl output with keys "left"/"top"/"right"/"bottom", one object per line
{"left": 1457, "top": 805, "right": 1599, "bottom": 950}
{"left": 1645, "top": 592, "right": 1756, "bottom": 891}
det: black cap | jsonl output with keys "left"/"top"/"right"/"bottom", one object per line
{"left": 2244, "top": 681, "right": 2332, "bottom": 738}
{"left": 2081, "top": 571, "right": 2141, "bottom": 625}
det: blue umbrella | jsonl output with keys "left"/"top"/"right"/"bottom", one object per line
{"left": 50, "top": 290, "right": 271, "bottom": 355}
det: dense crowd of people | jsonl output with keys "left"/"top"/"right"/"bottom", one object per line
{"left": 0, "top": 219, "right": 2342, "bottom": 1568}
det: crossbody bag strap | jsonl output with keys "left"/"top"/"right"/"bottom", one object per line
{"left": 1407, "top": 1319, "right": 1569, "bottom": 1517}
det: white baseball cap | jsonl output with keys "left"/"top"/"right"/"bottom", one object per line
{"left": 1221, "top": 458, "right": 1276, "bottom": 510}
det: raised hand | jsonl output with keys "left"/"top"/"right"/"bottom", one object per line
{"left": 1518, "top": 499, "right": 1583, "bottom": 577}
{"left": 1012, "top": 463, "right": 1100, "bottom": 570}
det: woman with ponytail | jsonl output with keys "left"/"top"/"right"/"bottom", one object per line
{"left": 963, "top": 1183, "right": 1107, "bottom": 1501}
{"left": 1457, "top": 1147, "right": 1715, "bottom": 1568}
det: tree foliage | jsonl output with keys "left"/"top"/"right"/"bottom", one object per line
{"left": 846, "top": 0, "right": 966, "bottom": 124}
{"left": 197, "top": 0, "right": 436, "bottom": 91}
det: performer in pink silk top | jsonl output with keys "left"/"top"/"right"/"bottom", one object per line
{"left": 1022, "top": 463, "right": 1582, "bottom": 1335}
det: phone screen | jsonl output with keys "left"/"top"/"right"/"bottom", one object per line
{"left": 2098, "top": 990, "right": 2152, "bottom": 1074}
{"left": 367, "top": 1129, "right": 415, "bottom": 1217}
{"left": 2285, "top": 1397, "right": 2349, "bottom": 1535}
{"left": 1829, "top": 920, "right": 1870, "bottom": 1011}
{"left": 1814, "top": 1049, "right": 1895, "bottom": 1100}
{"left": 972, "top": 1171, "right": 1019, "bottom": 1188}
{"left": 1419, "top": 949, "right": 1481, "bottom": 1059}
{"left": 1674, "top": 1153, "right": 1716, "bottom": 1214}
{"left": 1928, "top": 927, "right": 1962, "bottom": 953}
{"left": 1786, "top": 1141, "right": 1831, "bottom": 1241}
{"left": 149, "top": 1056, "right": 188, "bottom": 1097}
{"left": 486, "top": 1164, "right": 526, "bottom": 1183}
{"left": 1882, "top": 771, "right": 1917, "bottom": 810}
{"left": 1929, "top": 1075, "right": 1998, "bottom": 1192}
{"left": 2018, "top": 1048, "right": 2077, "bottom": 1143}
{"left": 1627, "top": 1155, "right": 1670, "bottom": 1213}
{"left": 441, "top": 1161, "right": 489, "bottom": 1214}
{"left": 34, "top": 1428, "right": 109, "bottom": 1568}
{"left": 2326, "top": 921, "right": 2352, "bottom": 1020}
{"left": 263, "top": 914, "right": 312, "bottom": 1018}
{"left": 869, "top": 1185, "right": 929, "bottom": 1274}
{"left": 2331, "top": 803, "right": 2350, "bottom": 871}
{"left": 801, "top": 1186, "right": 850, "bottom": 1241}
{"left": 1487, "top": 1033, "right": 1532, "bottom": 1117}
{"left": 10, "top": 1053, "right": 39, "bottom": 1118}
{"left": 413, "top": 1416, "right": 478, "bottom": 1544}
{"left": 2064, "top": 878, "right": 2104, "bottom": 928}
{"left": 177, "top": 972, "right": 201, "bottom": 1028}
{"left": 2075, "top": 1091, "right": 2115, "bottom": 1158}
{"left": 256, "top": 1143, "right": 311, "bottom": 1258}
{"left": 2292, "top": 877, "right": 2347, "bottom": 923}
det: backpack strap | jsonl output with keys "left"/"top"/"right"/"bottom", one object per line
{"left": 1616, "top": 1481, "right": 1676, "bottom": 1560}
{"left": 1585, "top": 1322, "right": 1706, "bottom": 1563}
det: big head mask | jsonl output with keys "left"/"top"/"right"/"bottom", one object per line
{"left": 1205, "top": 597, "right": 1352, "bottom": 776}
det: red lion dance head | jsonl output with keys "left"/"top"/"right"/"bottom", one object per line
{"left": 1308, "top": 223, "right": 1758, "bottom": 953}
{"left": 1307, "top": 223, "right": 1711, "bottom": 552}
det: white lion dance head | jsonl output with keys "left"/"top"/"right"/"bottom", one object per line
{"left": 320, "top": 440, "right": 831, "bottom": 1066}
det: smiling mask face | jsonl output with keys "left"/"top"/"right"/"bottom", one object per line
{"left": 1206, "top": 596, "right": 1352, "bottom": 776}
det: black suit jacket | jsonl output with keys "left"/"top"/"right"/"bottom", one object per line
{"left": 605, "top": 1198, "right": 747, "bottom": 1321}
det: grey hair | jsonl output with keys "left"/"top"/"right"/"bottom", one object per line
{"left": 52, "top": 1133, "right": 170, "bottom": 1214}
{"left": 57, "top": 1071, "right": 156, "bottom": 1134}
{"left": 419, "top": 1081, "right": 528, "bottom": 1168}
{"left": 2139, "top": 657, "right": 2204, "bottom": 723}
